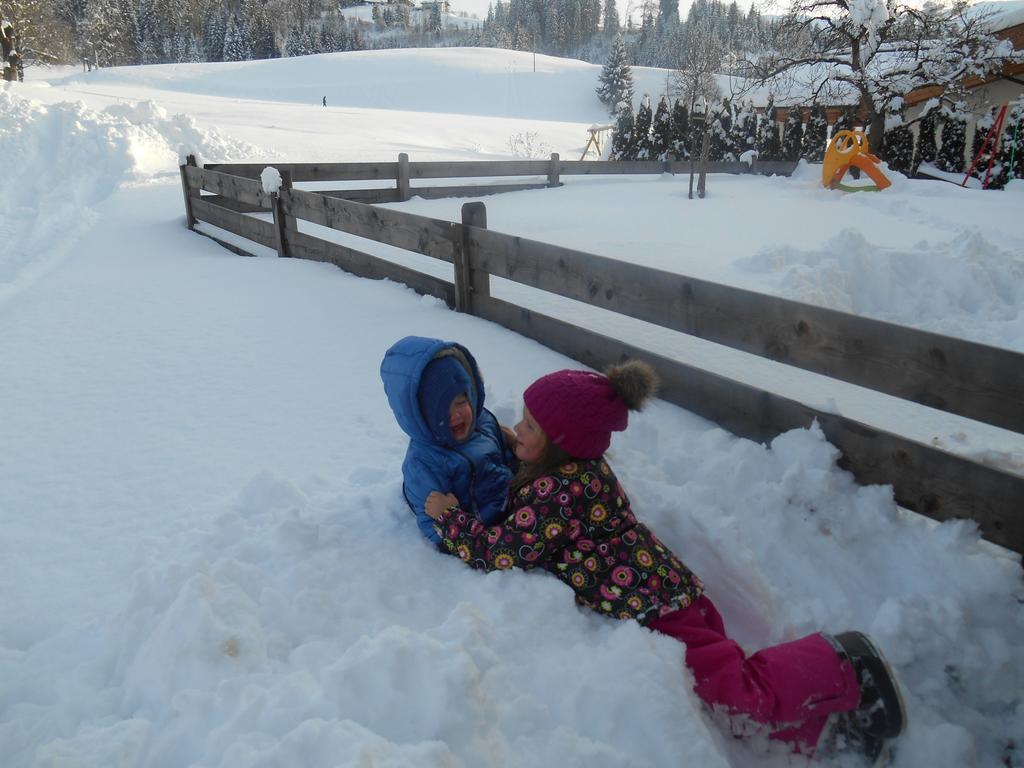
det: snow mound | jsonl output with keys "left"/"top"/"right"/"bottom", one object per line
{"left": 737, "top": 229, "right": 1024, "bottom": 350}
{"left": 7, "top": 470, "right": 724, "bottom": 768}
{"left": 0, "top": 91, "right": 256, "bottom": 303}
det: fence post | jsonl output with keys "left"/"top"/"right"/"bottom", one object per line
{"left": 455, "top": 202, "right": 490, "bottom": 314}
{"left": 179, "top": 154, "right": 198, "bottom": 229}
{"left": 397, "top": 152, "right": 410, "bottom": 201}
{"left": 548, "top": 152, "right": 561, "bottom": 186}
{"left": 272, "top": 169, "right": 294, "bottom": 258}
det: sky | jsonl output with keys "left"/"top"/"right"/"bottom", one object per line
{"left": 447, "top": 0, "right": 1024, "bottom": 23}
{"left": 1, "top": 46, "right": 1022, "bottom": 768}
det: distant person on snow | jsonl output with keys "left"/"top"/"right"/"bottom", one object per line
{"left": 322, "top": 96, "right": 327, "bottom": 107}
{"left": 381, "top": 336, "right": 517, "bottom": 545}
{"left": 425, "top": 361, "right": 905, "bottom": 764}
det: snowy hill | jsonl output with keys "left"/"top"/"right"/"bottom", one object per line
{"left": 2, "top": 48, "right": 1023, "bottom": 768}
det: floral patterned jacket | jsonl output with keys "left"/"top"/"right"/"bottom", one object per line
{"left": 435, "top": 458, "right": 704, "bottom": 624}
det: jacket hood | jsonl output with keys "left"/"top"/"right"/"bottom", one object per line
{"left": 380, "top": 336, "right": 486, "bottom": 446}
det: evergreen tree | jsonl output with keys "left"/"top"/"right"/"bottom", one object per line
{"left": 202, "top": 6, "right": 227, "bottom": 63}
{"left": 117, "top": 0, "right": 140, "bottom": 64}
{"left": 730, "top": 100, "right": 757, "bottom": 158}
{"left": 917, "top": 108, "right": 938, "bottom": 166}
{"left": 248, "top": 0, "right": 278, "bottom": 59}
{"left": 802, "top": 104, "right": 828, "bottom": 162}
{"left": 756, "top": 99, "right": 782, "bottom": 161}
{"left": 651, "top": 95, "right": 673, "bottom": 160}
{"left": 633, "top": 94, "right": 654, "bottom": 159}
{"left": 184, "top": 35, "right": 202, "bottom": 63}
{"left": 882, "top": 119, "right": 916, "bottom": 176}
{"left": 595, "top": 35, "right": 633, "bottom": 115}
{"left": 582, "top": 0, "right": 602, "bottom": 40}
{"left": 705, "top": 100, "right": 733, "bottom": 161}
{"left": 659, "top": 0, "right": 680, "bottom": 28}
{"left": 602, "top": 0, "right": 619, "bottom": 36}
{"left": 611, "top": 99, "right": 635, "bottom": 160}
{"left": 781, "top": 107, "right": 804, "bottom": 161}
{"left": 222, "top": 12, "right": 252, "bottom": 62}
{"left": 936, "top": 106, "right": 968, "bottom": 174}
{"left": 80, "top": 0, "right": 135, "bottom": 67}
{"left": 831, "top": 106, "right": 857, "bottom": 136}
{"left": 969, "top": 107, "right": 1000, "bottom": 182}
{"left": 669, "top": 99, "right": 689, "bottom": 160}
{"left": 347, "top": 20, "right": 366, "bottom": 51}
{"left": 989, "top": 100, "right": 1024, "bottom": 190}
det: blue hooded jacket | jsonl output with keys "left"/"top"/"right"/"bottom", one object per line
{"left": 381, "top": 336, "right": 516, "bottom": 544}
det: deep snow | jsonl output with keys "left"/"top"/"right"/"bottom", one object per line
{"left": 1, "top": 48, "right": 1022, "bottom": 768}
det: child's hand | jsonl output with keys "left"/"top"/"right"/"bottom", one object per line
{"left": 425, "top": 491, "right": 459, "bottom": 520}
{"left": 501, "top": 425, "right": 516, "bottom": 448}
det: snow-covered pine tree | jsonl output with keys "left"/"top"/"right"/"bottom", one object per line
{"left": 611, "top": 99, "right": 636, "bottom": 159}
{"left": 882, "top": 118, "right": 916, "bottom": 176}
{"left": 936, "top": 105, "right": 968, "bottom": 174}
{"left": 284, "top": 22, "right": 316, "bottom": 57}
{"left": 633, "top": 94, "right": 654, "bottom": 159}
{"left": 202, "top": 6, "right": 227, "bottom": 63}
{"left": 248, "top": 0, "right": 278, "bottom": 59}
{"left": 989, "top": 100, "right": 1024, "bottom": 189}
{"left": 116, "top": 0, "right": 141, "bottom": 64}
{"left": 756, "top": 99, "right": 782, "bottom": 161}
{"left": 802, "top": 104, "right": 827, "bottom": 161}
{"left": 969, "top": 107, "right": 1000, "bottom": 182}
{"left": 222, "top": 12, "right": 253, "bottom": 62}
{"left": 669, "top": 99, "right": 689, "bottom": 160}
{"left": 917, "top": 108, "right": 938, "bottom": 166}
{"left": 596, "top": 35, "right": 633, "bottom": 116}
{"left": 651, "top": 95, "right": 672, "bottom": 160}
{"left": 831, "top": 106, "right": 857, "bottom": 136}
{"left": 781, "top": 107, "right": 804, "bottom": 161}
{"left": 602, "top": 0, "right": 620, "bottom": 36}
{"left": 730, "top": 100, "right": 757, "bottom": 159}
{"left": 706, "top": 100, "right": 733, "bottom": 161}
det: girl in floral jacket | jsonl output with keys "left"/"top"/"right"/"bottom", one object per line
{"left": 425, "top": 361, "right": 905, "bottom": 764}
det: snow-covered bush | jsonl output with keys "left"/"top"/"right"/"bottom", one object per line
{"left": 506, "top": 131, "right": 552, "bottom": 160}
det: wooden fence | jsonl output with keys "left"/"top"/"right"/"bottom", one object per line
{"left": 180, "top": 154, "right": 1024, "bottom": 555}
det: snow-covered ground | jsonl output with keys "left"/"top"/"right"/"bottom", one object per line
{"left": 2, "top": 49, "right": 1022, "bottom": 768}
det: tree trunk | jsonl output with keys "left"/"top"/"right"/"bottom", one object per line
{"left": 868, "top": 110, "right": 885, "bottom": 155}
{"left": 1, "top": 22, "right": 17, "bottom": 82}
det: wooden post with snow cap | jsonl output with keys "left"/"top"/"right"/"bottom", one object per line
{"left": 548, "top": 153, "right": 561, "bottom": 186}
{"left": 179, "top": 154, "right": 198, "bottom": 230}
{"left": 397, "top": 153, "right": 411, "bottom": 202}
{"left": 455, "top": 202, "right": 490, "bottom": 314}
{"left": 271, "top": 169, "right": 294, "bottom": 258}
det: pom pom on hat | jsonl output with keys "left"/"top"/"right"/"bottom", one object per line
{"left": 523, "top": 361, "right": 658, "bottom": 458}
{"left": 418, "top": 354, "right": 474, "bottom": 444}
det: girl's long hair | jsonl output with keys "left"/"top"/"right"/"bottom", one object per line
{"left": 512, "top": 434, "right": 575, "bottom": 489}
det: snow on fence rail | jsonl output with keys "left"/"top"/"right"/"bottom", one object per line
{"left": 179, "top": 155, "right": 1024, "bottom": 555}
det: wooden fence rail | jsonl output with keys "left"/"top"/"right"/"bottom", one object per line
{"left": 205, "top": 156, "right": 800, "bottom": 184}
{"left": 181, "top": 155, "right": 1024, "bottom": 554}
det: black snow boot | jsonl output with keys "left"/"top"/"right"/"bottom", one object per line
{"left": 817, "top": 631, "right": 906, "bottom": 766}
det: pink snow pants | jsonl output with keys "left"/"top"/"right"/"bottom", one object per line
{"left": 648, "top": 596, "right": 860, "bottom": 753}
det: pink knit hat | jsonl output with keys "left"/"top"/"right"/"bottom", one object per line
{"left": 523, "top": 363, "right": 657, "bottom": 459}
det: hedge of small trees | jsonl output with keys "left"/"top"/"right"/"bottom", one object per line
{"left": 604, "top": 94, "right": 1024, "bottom": 190}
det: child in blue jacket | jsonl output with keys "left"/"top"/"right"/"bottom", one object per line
{"left": 381, "top": 336, "right": 516, "bottom": 544}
